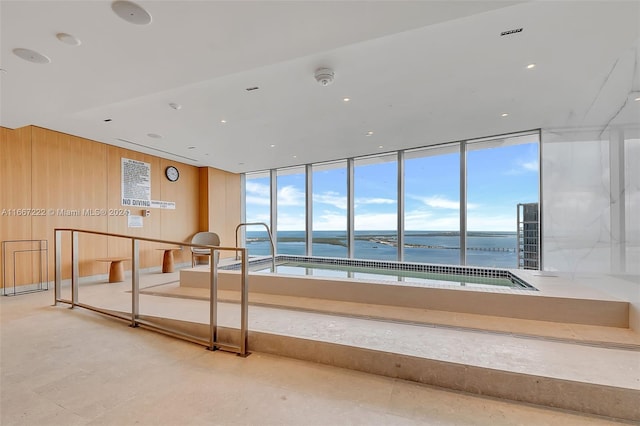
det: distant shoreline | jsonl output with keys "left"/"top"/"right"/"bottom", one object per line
{"left": 247, "top": 232, "right": 516, "bottom": 252}
{"left": 247, "top": 231, "right": 516, "bottom": 238}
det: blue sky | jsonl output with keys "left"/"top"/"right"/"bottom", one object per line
{"left": 246, "top": 140, "right": 539, "bottom": 232}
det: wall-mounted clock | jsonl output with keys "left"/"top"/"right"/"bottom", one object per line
{"left": 165, "top": 166, "right": 179, "bottom": 182}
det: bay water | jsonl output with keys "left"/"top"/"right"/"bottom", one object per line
{"left": 246, "top": 230, "right": 518, "bottom": 268}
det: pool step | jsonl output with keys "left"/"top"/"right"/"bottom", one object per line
{"left": 220, "top": 290, "right": 640, "bottom": 350}
{"left": 135, "top": 308, "right": 640, "bottom": 422}
{"left": 179, "top": 267, "right": 629, "bottom": 328}
{"left": 141, "top": 282, "right": 640, "bottom": 349}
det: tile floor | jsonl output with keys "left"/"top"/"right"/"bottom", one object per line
{"left": 1, "top": 288, "right": 631, "bottom": 425}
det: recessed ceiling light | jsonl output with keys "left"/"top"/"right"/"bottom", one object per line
{"left": 501, "top": 113, "right": 509, "bottom": 117}
{"left": 343, "top": 97, "right": 351, "bottom": 102}
{"left": 526, "top": 63, "right": 536, "bottom": 69}
{"left": 366, "top": 131, "right": 374, "bottom": 136}
{"left": 169, "top": 102, "right": 182, "bottom": 110}
{"left": 104, "top": 118, "right": 112, "bottom": 122}
{"left": 293, "top": 155, "right": 297, "bottom": 158}
{"left": 147, "top": 133, "right": 162, "bottom": 139}
{"left": 111, "top": 0, "right": 152, "bottom": 25}
{"left": 56, "top": 33, "right": 81, "bottom": 46}
{"left": 378, "top": 145, "right": 384, "bottom": 149}
{"left": 13, "top": 48, "right": 50, "bottom": 64}
{"left": 270, "top": 144, "right": 276, "bottom": 148}
{"left": 220, "top": 119, "right": 227, "bottom": 123}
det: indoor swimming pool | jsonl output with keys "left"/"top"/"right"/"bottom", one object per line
{"left": 223, "top": 255, "right": 537, "bottom": 290}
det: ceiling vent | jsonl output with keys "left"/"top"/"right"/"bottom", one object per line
{"left": 314, "top": 68, "right": 335, "bottom": 86}
{"left": 500, "top": 28, "right": 523, "bottom": 36}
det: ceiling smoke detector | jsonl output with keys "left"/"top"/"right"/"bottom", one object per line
{"left": 112, "top": 1, "right": 152, "bottom": 25}
{"left": 314, "top": 68, "right": 334, "bottom": 86}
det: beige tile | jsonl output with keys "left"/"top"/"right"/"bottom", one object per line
{"left": 2, "top": 285, "right": 637, "bottom": 425}
{"left": 386, "top": 380, "right": 626, "bottom": 426}
{"left": 1, "top": 387, "right": 87, "bottom": 426}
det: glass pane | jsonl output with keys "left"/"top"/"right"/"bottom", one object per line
{"left": 354, "top": 154, "right": 397, "bottom": 260}
{"left": 244, "top": 171, "right": 271, "bottom": 256}
{"left": 277, "top": 166, "right": 306, "bottom": 255}
{"left": 312, "top": 161, "right": 347, "bottom": 258}
{"left": 466, "top": 133, "right": 539, "bottom": 268}
{"left": 405, "top": 144, "right": 460, "bottom": 265}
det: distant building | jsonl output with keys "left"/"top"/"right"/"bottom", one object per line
{"left": 517, "top": 203, "right": 539, "bottom": 270}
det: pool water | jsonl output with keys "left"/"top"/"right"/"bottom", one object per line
{"left": 254, "top": 261, "right": 519, "bottom": 289}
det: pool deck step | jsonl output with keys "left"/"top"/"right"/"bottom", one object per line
{"left": 70, "top": 277, "right": 640, "bottom": 422}
{"left": 133, "top": 303, "right": 640, "bottom": 422}
{"left": 142, "top": 283, "right": 640, "bottom": 350}
{"left": 179, "top": 267, "right": 630, "bottom": 328}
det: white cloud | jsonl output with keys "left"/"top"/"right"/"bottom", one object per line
{"left": 245, "top": 181, "right": 271, "bottom": 206}
{"left": 277, "top": 213, "right": 306, "bottom": 231}
{"left": 409, "top": 195, "right": 477, "bottom": 210}
{"left": 278, "top": 185, "right": 305, "bottom": 207}
{"left": 354, "top": 213, "right": 397, "bottom": 230}
{"left": 245, "top": 212, "right": 270, "bottom": 224}
{"left": 246, "top": 184, "right": 306, "bottom": 207}
{"left": 245, "top": 181, "right": 269, "bottom": 197}
{"left": 313, "top": 212, "right": 347, "bottom": 231}
{"left": 467, "top": 215, "right": 516, "bottom": 232}
{"left": 420, "top": 195, "right": 459, "bottom": 209}
{"left": 245, "top": 195, "right": 270, "bottom": 206}
{"left": 404, "top": 208, "right": 462, "bottom": 230}
{"left": 355, "top": 197, "right": 396, "bottom": 206}
{"left": 506, "top": 158, "right": 539, "bottom": 175}
{"left": 313, "top": 191, "right": 347, "bottom": 210}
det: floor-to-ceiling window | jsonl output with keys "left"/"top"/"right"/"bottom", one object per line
{"left": 353, "top": 154, "right": 398, "bottom": 261}
{"left": 312, "top": 160, "right": 348, "bottom": 258}
{"left": 276, "top": 166, "right": 306, "bottom": 255}
{"left": 404, "top": 144, "right": 460, "bottom": 264}
{"left": 244, "top": 171, "right": 271, "bottom": 256}
{"left": 243, "top": 130, "right": 540, "bottom": 269}
{"left": 466, "top": 133, "right": 539, "bottom": 268}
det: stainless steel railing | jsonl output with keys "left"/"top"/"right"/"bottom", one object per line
{"left": 53, "top": 228, "right": 250, "bottom": 356}
{"left": 235, "top": 222, "right": 276, "bottom": 272}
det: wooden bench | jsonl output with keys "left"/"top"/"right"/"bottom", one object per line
{"left": 96, "top": 258, "right": 130, "bottom": 283}
{"left": 155, "top": 247, "right": 181, "bottom": 273}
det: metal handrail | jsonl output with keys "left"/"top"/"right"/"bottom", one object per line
{"left": 53, "top": 228, "right": 249, "bottom": 356}
{"left": 235, "top": 222, "right": 276, "bottom": 272}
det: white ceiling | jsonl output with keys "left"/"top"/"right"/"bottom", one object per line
{"left": 1, "top": 1, "right": 639, "bottom": 173}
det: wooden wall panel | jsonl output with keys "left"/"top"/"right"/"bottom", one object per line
{"left": 225, "top": 173, "right": 242, "bottom": 243}
{"left": 199, "top": 167, "right": 241, "bottom": 259}
{"left": 160, "top": 159, "right": 199, "bottom": 265}
{"left": 31, "top": 128, "right": 110, "bottom": 279}
{"left": 198, "top": 167, "right": 210, "bottom": 233}
{"left": 0, "top": 127, "right": 33, "bottom": 286}
{"left": 1, "top": 125, "right": 237, "bottom": 286}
